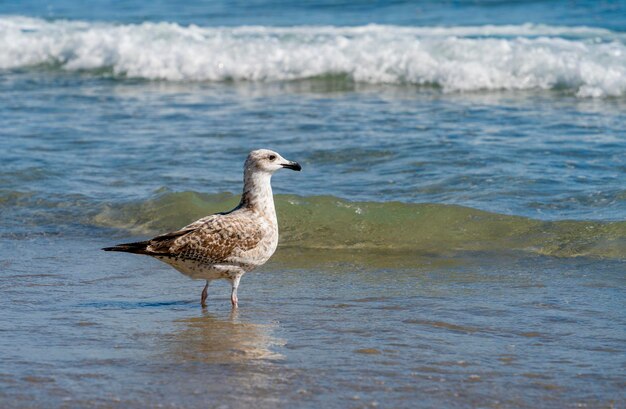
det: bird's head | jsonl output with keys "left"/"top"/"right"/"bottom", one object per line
{"left": 245, "top": 149, "right": 302, "bottom": 174}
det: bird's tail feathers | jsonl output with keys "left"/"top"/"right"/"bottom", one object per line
{"left": 102, "top": 240, "right": 151, "bottom": 255}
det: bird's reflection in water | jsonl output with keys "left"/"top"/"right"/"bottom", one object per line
{"left": 168, "top": 309, "right": 284, "bottom": 364}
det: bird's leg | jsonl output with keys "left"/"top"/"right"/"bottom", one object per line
{"left": 201, "top": 280, "right": 209, "bottom": 308}
{"left": 230, "top": 275, "right": 241, "bottom": 308}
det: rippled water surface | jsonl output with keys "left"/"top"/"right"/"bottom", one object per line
{"left": 1, "top": 0, "right": 625, "bottom": 408}
{"left": 2, "top": 237, "right": 625, "bottom": 408}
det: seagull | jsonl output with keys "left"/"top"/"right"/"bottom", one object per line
{"left": 103, "top": 149, "right": 301, "bottom": 308}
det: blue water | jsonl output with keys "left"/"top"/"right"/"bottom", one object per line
{"left": 3, "top": 0, "right": 626, "bottom": 29}
{"left": 1, "top": 1, "right": 625, "bottom": 408}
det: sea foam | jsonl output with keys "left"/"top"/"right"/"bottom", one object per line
{"left": 1, "top": 16, "right": 625, "bottom": 97}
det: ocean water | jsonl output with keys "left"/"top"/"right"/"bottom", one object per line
{"left": 1, "top": 1, "right": 625, "bottom": 408}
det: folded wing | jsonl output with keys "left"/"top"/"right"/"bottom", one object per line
{"left": 103, "top": 213, "right": 264, "bottom": 265}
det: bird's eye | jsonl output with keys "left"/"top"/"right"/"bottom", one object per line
{"left": 268, "top": 155, "right": 276, "bottom": 161}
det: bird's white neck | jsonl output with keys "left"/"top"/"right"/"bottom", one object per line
{"left": 239, "top": 170, "right": 276, "bottom": 223}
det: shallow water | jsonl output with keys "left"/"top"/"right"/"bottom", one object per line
{"left": 1, "top": 237, "right": 624, "bottom": 408}
{"left": 1, "top": 0, "right": 625, "bottom": 408}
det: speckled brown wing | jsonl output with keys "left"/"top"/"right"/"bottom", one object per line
{"left": 146, "top": 213, "right": 264, "bottom": 265}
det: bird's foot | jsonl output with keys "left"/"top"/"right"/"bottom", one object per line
{"left": 230, "top": 294, "right": 238, "bottom": 308}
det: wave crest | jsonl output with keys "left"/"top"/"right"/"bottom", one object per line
{"left": 1, "top": 17, "right": 625, "bottom": 97}
{"left": 93, "top": 192, "right": 626, "bottom": 259}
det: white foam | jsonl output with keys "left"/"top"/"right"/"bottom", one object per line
{"left": 1, "top": 16, "right": 625, "bottom": 97}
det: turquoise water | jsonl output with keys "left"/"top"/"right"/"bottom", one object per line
{"left": 1, "top": 1, "right": 625, "bottom": 408}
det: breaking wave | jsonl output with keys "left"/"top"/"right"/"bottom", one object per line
{"left": 1, "top": 16, "right": 626, "bottom": 97}
{"left": 92, "top": 192, "right": 626, "bottom": 260}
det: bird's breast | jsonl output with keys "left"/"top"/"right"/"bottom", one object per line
{"left": 244, "top": 222, "right": 279, "bottom": 267}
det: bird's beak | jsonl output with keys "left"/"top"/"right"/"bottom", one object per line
{"left": 281, "top": 161, "right": 302, "bottom": 171}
